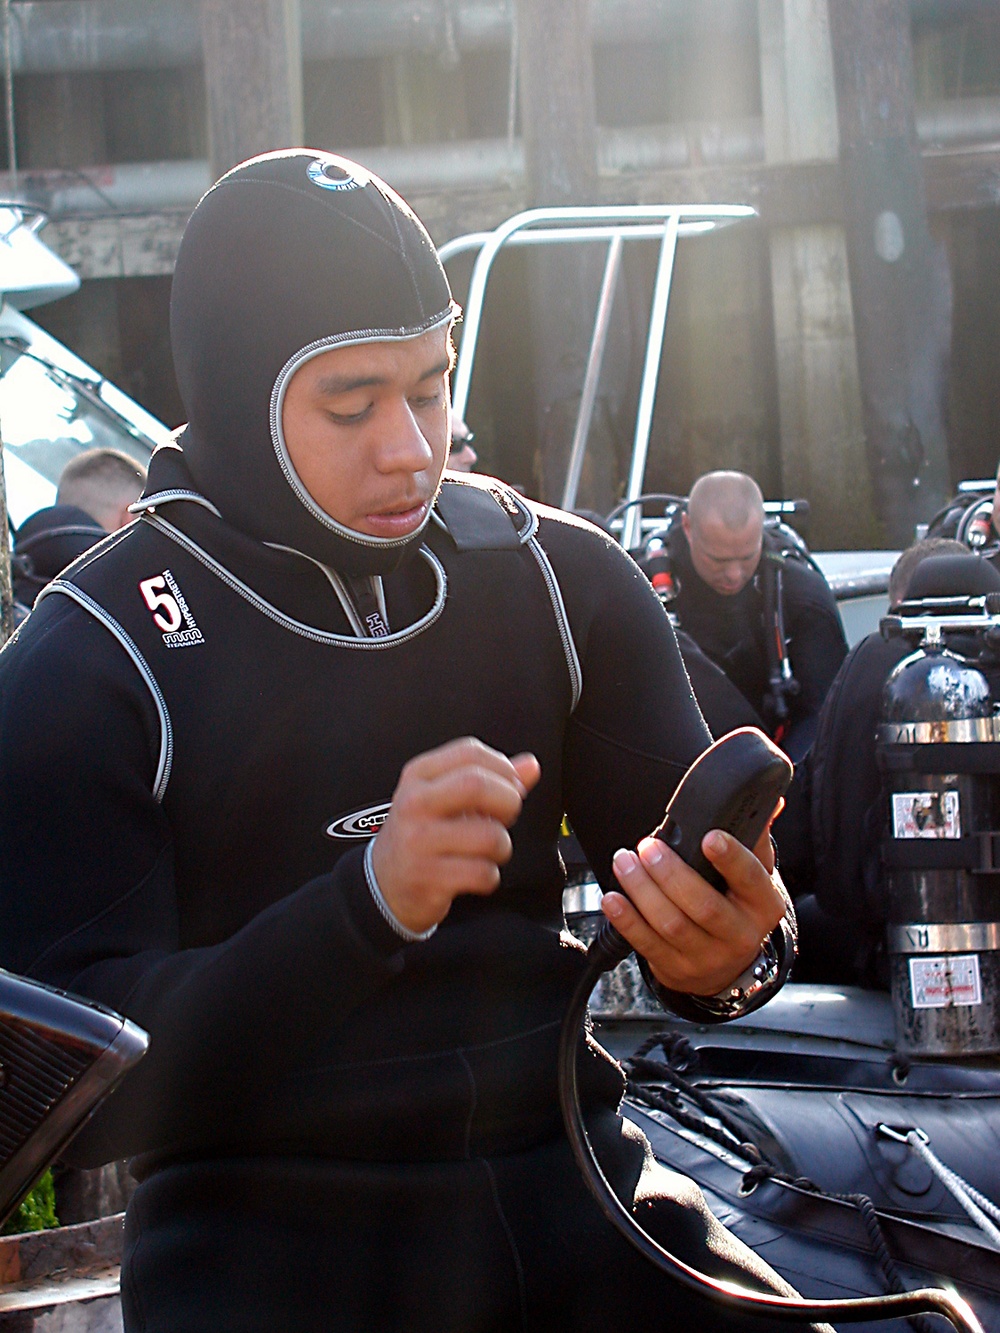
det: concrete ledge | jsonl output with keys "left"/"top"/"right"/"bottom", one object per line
{"left": 0, "top": 1214, "right": 123, "bottom": 1321}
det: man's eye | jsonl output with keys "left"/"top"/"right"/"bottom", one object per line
{"left": 328, "top": 405, "right": 372, "bottom": 424}
{"left": 410, "top": 393, "right": 441, "bottom": 410}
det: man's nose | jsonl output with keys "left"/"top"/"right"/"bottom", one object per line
{"left": 375, "top": 402, "right": 435, "bottom": 471}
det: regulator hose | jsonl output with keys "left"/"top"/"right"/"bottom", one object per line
{"left": 557, "top": 920, "right": 985, "bottom": 1333}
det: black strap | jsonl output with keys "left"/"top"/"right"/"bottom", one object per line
{"left": 434, "top": 479, "right": 526, "bottom": 550}
{"left": 879, "top": 743, "right": 1000, "bottom": 774}
{"left": 882, "top": 831, "right": 1000, "bottom": 872}
{"left": 760, "top": 554, "right": 799, "bottom": 724}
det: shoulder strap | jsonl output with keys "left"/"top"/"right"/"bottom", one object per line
{"left": 433, "top": 475, "right": 536, "bottom": 550}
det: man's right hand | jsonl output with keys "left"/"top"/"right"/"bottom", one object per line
{"left": 370, "top": 737, "right": 541, "bottom": 935}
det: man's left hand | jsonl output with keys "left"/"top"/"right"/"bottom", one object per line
{"left": 601, "top": 821, "right": 784, "bottom": 996}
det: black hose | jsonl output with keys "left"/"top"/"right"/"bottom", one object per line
{"left": 558, "top": 920, "right": 985, "bottom": 1332}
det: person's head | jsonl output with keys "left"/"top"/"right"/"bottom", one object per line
{"left": 170, "top": 150, "right": 455, "bottom": 576}
{"left": 56, "top": 448, "right": 146, "bottom": 531}
{"left": 682, "top": 471, "right": 765, "bottom": 596}
{"left": 888, "top": 537, "right": 968, "bottom": 608}
{"left": 448, "top": 419, "right": 478, "bottom": 474}
{"left": 992, "top": 458, "right": 1000, "bottom": 539}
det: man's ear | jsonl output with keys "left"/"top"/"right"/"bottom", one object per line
{"left": 681, "top": 512, "right": 691, "bottom": 540}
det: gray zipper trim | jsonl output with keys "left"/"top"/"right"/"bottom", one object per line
{"left": 130, "top": 490, "right": 223, "bottom": 518}
{"left": 526, "top": 536, "right": 583, "bottom": 711}
{"left": 36, "top": 581, "right": 174, "bottom": 803}
{"left": 48, "top": 520, "right": 134, "bottom": 582}
{"left": 511, "top": 494, "right": 539, "bottom": 544}
{"left": 264, "top": 542, "right": 383, "bottom": 639}
{"left": 363, "top": 841, "right": 437, "bottom": 943}
{"left": 144, "top": 514, "right": 447, "bottom": 649}
{"left": 269, "top": 317, "right": 451, "bottom": 552}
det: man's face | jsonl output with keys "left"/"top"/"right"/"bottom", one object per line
{"left": 992, "top": 473, "right": 1000, "bottom": 540}
{"left": 280, "top": 326, "right": 452, "bottom": 539}
{"left": 683, "top": 511, "right": 763, "bottom": 596}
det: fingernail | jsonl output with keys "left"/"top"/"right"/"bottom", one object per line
{"left": 705, "top": 831, "right": 727, "bottom": 856}
{"left": 613, "top": 848, "right": 637, "bottom": 876}
{"left": 603, "top": 894, "right": 624, "bottom": 919}
{"left": 639, "top": 838, "right": 663, "bottom": 868}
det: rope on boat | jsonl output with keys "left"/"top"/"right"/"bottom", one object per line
{"left": 623, "top": 1034, "right": 941, "bottom": 1333}
{"left": 898, "top": 1129, "right": 1000, "bottom": 1250}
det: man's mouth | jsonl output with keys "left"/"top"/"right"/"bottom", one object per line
{"left": 363, "top": 498, "right": 429, "bottom": 538}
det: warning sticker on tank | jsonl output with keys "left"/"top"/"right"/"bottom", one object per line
{"left": 892, "top": 790, "right": 960, "bottom": 839}
{"left": 909, "top": 954, "right": 982, "bottom": 1008}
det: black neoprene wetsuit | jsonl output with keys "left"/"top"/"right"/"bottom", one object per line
{"left": 667, "top": 528, "right": 847, "bottom": 762}
{"left": 0, "top": 451, "right": 819, "bottom": 1331}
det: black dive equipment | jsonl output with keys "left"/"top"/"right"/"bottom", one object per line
{"left": 558, "top": 727, "right": 984, "bottom": 1330}
{"left": 925, "top": 480, "right": 996, "bottom": 552}
{"left": 0, "top": 970, "right": 148, "bottom": 1227}
{"left": 645, "top": 727, "right": 792, "bottom": 895}
{"left": 878, "top": 593, "right": 1000, "bottom": 1057}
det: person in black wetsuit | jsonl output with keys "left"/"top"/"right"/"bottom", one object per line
{"left": 0, "top": 151, "right": 814, "bottom": 1332}
{"left": 664, "top": 471, "right": 847, "bottom": 764}
{"left": 11, "top": 450, "right": 147, "bottom": 620}
{"left": 801, "top": 542, "right": 997, "bottom": 985}
{"left": 10, "top": 504, "right": 105, "bottom": 619}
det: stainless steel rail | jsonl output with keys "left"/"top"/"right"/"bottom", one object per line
{"left": 442, "top": 204, "right": 755, "bottom": 547}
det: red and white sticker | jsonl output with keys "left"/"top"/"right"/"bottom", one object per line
{"left": 909, "top": 954, "right": 982, "bottom": 1009}
{"left": 892, "top": 790, "right": 960, "bottom": 840}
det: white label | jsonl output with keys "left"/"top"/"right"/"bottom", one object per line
{"left": 909, "top": 954, "right": 982, "bottom": 1009}
{"left": 138, "top": 570, "right": 204, "bottom": 648}
{"left": 892, "top": 790, "right": 960, "bottom": 840}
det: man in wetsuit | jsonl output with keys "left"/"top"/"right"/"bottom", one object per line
{"left": 664, "top": 471, "right": 847, "bottom": 762}
{"left": 0, "top": 152, "right": 808, "bottom": 1332}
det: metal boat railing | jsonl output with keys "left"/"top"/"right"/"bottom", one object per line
{"left": 439, "top": 203, "right": 756, "bottom": 551}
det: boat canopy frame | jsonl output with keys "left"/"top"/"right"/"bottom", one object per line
{"left": 439, "top": 203, "right": 756, "bottom": 551}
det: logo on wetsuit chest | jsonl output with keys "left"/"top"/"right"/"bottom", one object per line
{"left": 324, "top": 802, "right": 391, "bottom": 840}
{"left": 138, "top": 570, "right": 204, "bottom": 648}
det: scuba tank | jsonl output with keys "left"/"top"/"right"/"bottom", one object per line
{"left": 877, "top": 597, "right": 1000, "bottom": 1056}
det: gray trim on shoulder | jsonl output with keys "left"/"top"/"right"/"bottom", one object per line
{"left": 507, "top": 490, "right": 538, "bottom": 544}
{"left": 36, "top": 581, "right": 174, "bottom": 803}
{"left": 145, "top": 513, "right": 447, "bottom": 649}
{"left": 526, "top": 536, "right": 583, "bottom": 712}
{"left": 46, "top": 519, "right": 134, "bottom": 584}
{"left": 130, "top": 490, "right": 223, "bottom": 518}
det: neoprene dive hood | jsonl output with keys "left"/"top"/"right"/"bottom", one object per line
{"left": 168, "top": 149, "right": 455, "bottom": 576}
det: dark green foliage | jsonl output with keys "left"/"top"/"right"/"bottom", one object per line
{"left": 1, "top": 1169, "right": 59, "bottom": 1235}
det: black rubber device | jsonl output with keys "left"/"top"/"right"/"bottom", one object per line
{"left": 649, "top": 726, "right": 792, "bottom": 894}
{"left": 557, "top": 727, "right": 984, "bottom": 1331}
{"left": 0, "top": 970, "right": 148, "bottom": 1228}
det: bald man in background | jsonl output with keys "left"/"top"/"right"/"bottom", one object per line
{"left": 665, "top": 471, "right": 847, "bottom": 763}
